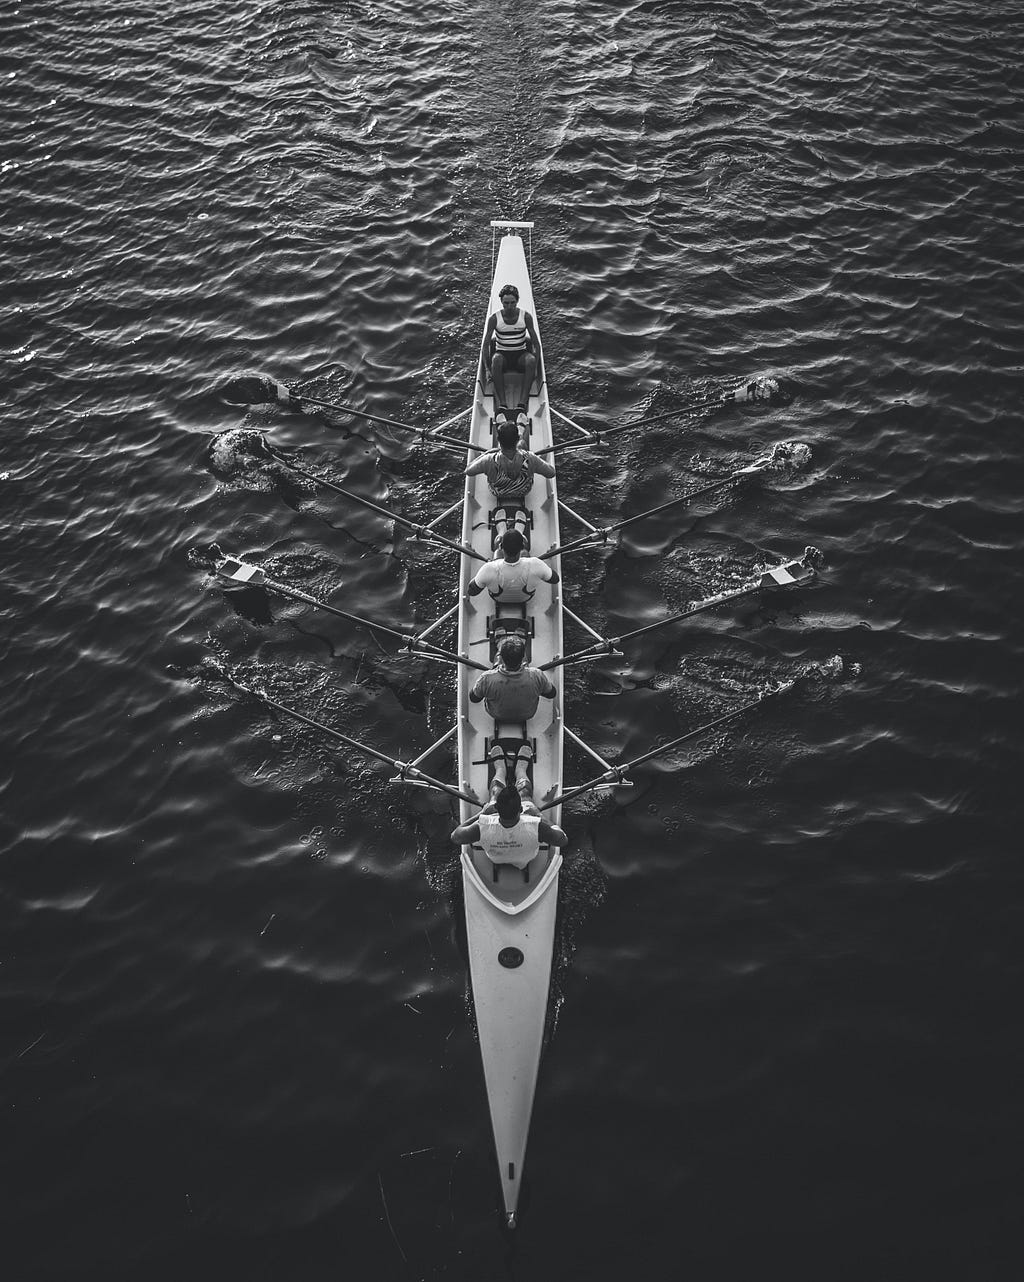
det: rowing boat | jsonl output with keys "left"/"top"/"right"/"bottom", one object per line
{"left": 457, "top": 221, "right": 562, "bottom": 1229}
{"left": 209, "top": 220, "right": 822, "bottom": 1230}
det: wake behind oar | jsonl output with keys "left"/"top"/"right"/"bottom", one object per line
{"left": 207, "top": 427, "right": 309, "bottom": 489}
{"left": 757, "top": 440, "right": 812, "bottom": 472}
{"left": 720, "top": 375, "right": 796, "bottom": 407}
{"left": 219, "top": 372, "right": 473, "bottom": 451}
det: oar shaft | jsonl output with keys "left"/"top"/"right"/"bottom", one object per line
{"left": 296, "top": 394, "right": 475, "bottom": 452}
{"left": 614, "top": 580, "right": 762, "bottom": 646}
{"left": 255, "top": 688, "right": 400, "bottom": 767}
{"left": 620, "top": 693, "right": 768, "bottom": 771}
{"left": 607, "top": 469, "right": 758, "bottom": 535}
{"left": 541, "top": 468, "right": 757, "bottom": 560}
{"left": 537, "top": 399, "right": 722, "bottom": 457}
{"left": 545, "top": 555, "right": 812, "bottom": 667}
{"left": 285, "top": 462, "right": 485, "bottom": 560}
{"left": 261, "top": 576, "right": 409, "bottom": 643}
{"left": 540, "top": 687, "right": 785, "bottom": 810}
{"left": 596, "top": 400, "right": 718, "bottom": 438}
{"left": 235, "top": 682, "right": 477, "bottom": 803}
{"left": 223, "top": 565, "right": 487, "bottom": 668}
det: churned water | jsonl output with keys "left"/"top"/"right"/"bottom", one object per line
{"left": 3, "top": 0, "right": 1022, "bottom": 1278}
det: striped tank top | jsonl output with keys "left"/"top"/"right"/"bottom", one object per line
{"left": 494, "top": 307, "right": 527, "bottom": 352}
{"left": 485, "top": 449, "right": 533, "bottom": 499}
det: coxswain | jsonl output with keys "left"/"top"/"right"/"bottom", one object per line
{"left": 479, "top": 284, "right": 544, "bottom": 433}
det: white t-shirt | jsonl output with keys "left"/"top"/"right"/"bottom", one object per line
{"left": 477, "top": 813, "right": 541, "bottom": 868}
{"left": 473, "top": 555, "right": 554, "bottom": 600}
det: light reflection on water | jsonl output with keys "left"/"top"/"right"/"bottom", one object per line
{"left": 2, "top": 0, "right": 1020, "bottom": 1275}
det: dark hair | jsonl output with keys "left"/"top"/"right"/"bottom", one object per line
{"left": 499, "top": 636, "right": 526, "bottom": 669}
{"left": 500, "top": 529, "right": 525, "bottom": 557}
{"left": 499, "top": 284, "right": 519, "bottom": 300}
{"left": 496, "top": 422, "right": 520, "bottom": 449}
{"left": 495, "top": 784, "right": 522, "bottom": 819}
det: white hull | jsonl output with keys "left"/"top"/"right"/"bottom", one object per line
{"left": 456, "top": 226, "right": 564, "bottom": 1226}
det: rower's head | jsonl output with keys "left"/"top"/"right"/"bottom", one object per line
{"left": 496, "top": 422, "right": 520, "bottom": 451}
{"left": 499, "top": 636, "right": 526, "bottom": 672}
{"left": 499, "top": 284, "right": 519, "bottom": 309}
{"left": 495, "top": 783, "right": 522, "bottom": 822}
{"left": 500, "top": 529, "right": 525, "bottom": 562}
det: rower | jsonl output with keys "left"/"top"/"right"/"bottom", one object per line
{"left": 469, "top": 636, "right": 557, "bottom": 725}
{"left": 479, "top": 283, "right": 543, "bottom": 434}
{"left": 464, "top": 422, "right": 555, "bottom": 542}
{"left": 467, "top": 529, "right": 559, "bottom": 602}
{"left": 450, "top": 783, "right": 568, "bottom": 868}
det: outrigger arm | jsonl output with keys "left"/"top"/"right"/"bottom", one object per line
{"left": 542, "top": 550, "right": 821, "bottom": 672}
{"left": 562, "top": 725, "right": 635, "bottom": 792}
{"left": 215, "top": 557, "right": 488, "bottom": 670}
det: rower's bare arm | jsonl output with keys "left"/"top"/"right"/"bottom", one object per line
{"left": 528, "top": 451, "right": 556, "bottom": 480}
{"left": 464, "top": 454, "right": 490, "bottom": 477}
{"left": 538, "top": 820, "right": 568, "bottom": 848}
{"left": 451, "top": 821, "right": 481, "bottom": 845}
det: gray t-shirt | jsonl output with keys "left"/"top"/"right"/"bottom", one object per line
{"left": 471, "top": 665, "right": 555, "bottom": 721}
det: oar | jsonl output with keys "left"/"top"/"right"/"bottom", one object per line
{"left": 540, "top": 679, "right": 797, "bottom": 810}
{"left": 224, "top": 375, "right": 478, "bottom": 454}
{"left": 261, "top": 439, "right": 486, "bottom": 561}
{"left": 549, "top": 399, "right": 717, "bottom": 451}
{"left": 539, "top": 446, "right": 787, "bottom": 560}
{"left": 220, "top": 669, "right": 480, "bottom": 805}
{"left": 541, "top": 550, "right": 821, "bottom": 671}
{"left": 537, "top": 377, "right": 794, "bottom": 456}
{"left": 216, "top": 557, "right": 488, "bottom": 670}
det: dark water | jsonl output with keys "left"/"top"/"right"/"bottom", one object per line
{"left": 4, "top": 0, "right": 1023, "bottom": 1277}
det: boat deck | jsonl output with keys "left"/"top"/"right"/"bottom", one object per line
{"left": 455, "top": 225, "right": 564, "bottom": 1226}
